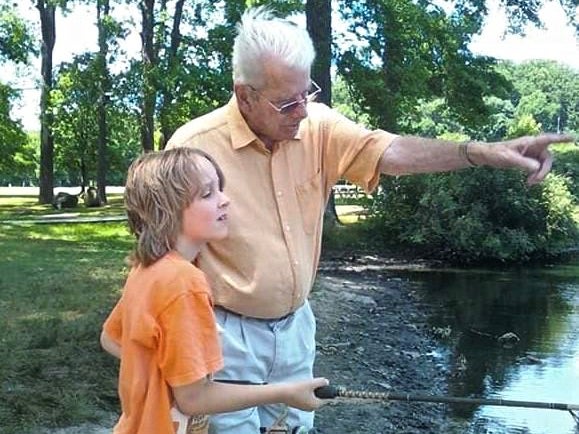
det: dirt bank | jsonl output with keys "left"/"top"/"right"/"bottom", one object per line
{"left": 312, "top": 252, "right": 460, "bottom": 433}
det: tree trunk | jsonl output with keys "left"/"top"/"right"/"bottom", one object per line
{"left": 140, "top": 0, "right": 156, "bottom": 152}
{"left": 306, "top": 0, "right": 331, "bottom": 107}
{"left": 37, "top": 1, "right": 56, "bottom": 204}
{"left": 306, "top": 0, "right": 339, "bottom": 226}
{"left": 80, "top": 157, "right": 87, "bottom": 193}
{"left": 158, "top": 0, "right": 185, "bottom": 150}
{"left": 96, "top": 0, "right": 110, "bottom": 204}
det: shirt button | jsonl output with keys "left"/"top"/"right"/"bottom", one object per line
{"left": 277, "top": 191, "right": 283, "bottom": 197}
{"left": 294, "top": 260, "right": 299, "bottom": 266}
{"left": 285, "top": 225, "right": 290, "bottom": 232}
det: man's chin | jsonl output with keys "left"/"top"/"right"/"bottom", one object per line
{"left": 282, "top": 125, "right": 300, "bottom": 139}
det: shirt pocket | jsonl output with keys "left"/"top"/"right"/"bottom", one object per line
{"left": 295, "top": 169, "right": 323, "bottom": 235}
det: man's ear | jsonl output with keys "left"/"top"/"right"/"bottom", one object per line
{"left": 234, "top": 84, "right": 253, "bottom": 111}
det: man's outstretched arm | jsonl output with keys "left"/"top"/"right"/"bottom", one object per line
{"left": 379, "top": 133, "right": 575, "bottom": 185}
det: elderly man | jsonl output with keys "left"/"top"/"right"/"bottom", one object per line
{"left": 167, "top": 7, "right": 574, "bottom": 433}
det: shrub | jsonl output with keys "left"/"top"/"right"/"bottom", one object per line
{"left": 368, "top": 167, "right": 578, "bottom": 263}
{"left": 552, "top": 143, "right": 579, "bottom": 202}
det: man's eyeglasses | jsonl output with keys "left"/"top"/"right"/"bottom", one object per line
{"left": 249, "top": 80, "right": 321, "bottom": 115}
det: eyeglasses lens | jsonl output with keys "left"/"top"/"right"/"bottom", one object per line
{"left": 278, "top": 83, "right": 320, "bottom": 114}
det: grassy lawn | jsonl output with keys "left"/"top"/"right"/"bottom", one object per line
{"left": 0, "top": 197, "right": 130, "bottom": 433}
{"left": 0, "top": 195, "right": 126, "bottom": 222}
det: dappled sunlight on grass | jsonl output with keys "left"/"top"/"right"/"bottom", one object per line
{"left": 0, "top": 196, "right": 41, "bottom": 207}
{"left": 336, "top": 204, "right": 371, "bottom": 225}
{"left": 18, "top": 309, "right": 85, "bottom": 323}
{"left": 339, "top": 214, "right": 364, "bottom": 225}
{"left": 0, "top": 195, "right": 126, "bottom": 221}
{"left": 0, "top": 217, "right": 128, "bottom": 431}
{"left": 23, "top": 222, "right": 131, "bottom": 242}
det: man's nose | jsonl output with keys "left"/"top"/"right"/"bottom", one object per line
{"left": 290, "top": 100, "right": 308, "bottom": 120}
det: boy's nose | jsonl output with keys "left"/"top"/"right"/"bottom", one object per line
{"left": 219, "top": 192, "right": 230, "bottom": 208}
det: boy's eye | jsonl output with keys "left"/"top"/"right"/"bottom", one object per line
{"left": 201, "top": 189, "right": 213, "bottom": 198}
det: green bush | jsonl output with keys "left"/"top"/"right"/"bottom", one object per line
{"left": 368, "top": 168, "right": 578, "bottom": 263}
{"left": 552, "top": 143, "right": 579, "bottom": 202}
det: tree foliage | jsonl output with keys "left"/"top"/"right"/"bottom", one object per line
{"left": 497, "top": 60, "right": 579, "bottom": 136}
{"left": 398, "top": 59, "right": 579, "bottom": 143}
{"left": 0, "top": 84, "right": 30, "bottom": 177}
{"left": 335, "top": 0, "right": 579, "bottom": 135}
{"left": 51, "top": 52, "right": 141, "bottom": 187}
{"left": 51, "top": 54, "right": 100, "bottom": 187}
{"left": 0, "top": 3, "right": 36, "bottom": 179}
{"left": 0, "top": 4, "right": 36, "bottom": 63}
{"left": 155, "top": 0, "right": 244, "bottom": 147}
{"left": 368, "top": 103, "right": 578, "bottom": 263}
{"left": 336, "top": 0, "right": 513, "bottom": 133}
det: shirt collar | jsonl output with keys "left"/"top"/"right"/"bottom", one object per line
{"left": 227, "top": 96, "right": 304, "bottom": 150}
{"left": 227, "top": 97, "right": 259, "bottom": 150}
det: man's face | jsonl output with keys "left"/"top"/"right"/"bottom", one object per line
{"left": 236, "top": 59, "right": 312, "bottom": 147}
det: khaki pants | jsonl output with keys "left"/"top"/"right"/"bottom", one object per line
{"left": 210, "top": 301, "right": 317, "bottom": 433}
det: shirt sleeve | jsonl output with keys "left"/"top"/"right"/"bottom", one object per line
{"left": 102, "top": 298, "right": 124, "bottom": 344}
{"left": 314, "top": 104, "right": 397, "bottom": 193}
{"left": 157, "top": 291, "right": 223, "bottom": 387}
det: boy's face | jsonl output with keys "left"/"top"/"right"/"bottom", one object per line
{"left": 180, "top": 158, "right": 230, "bottom": 245}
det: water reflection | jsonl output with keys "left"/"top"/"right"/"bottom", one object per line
{"left": 398, "top": 261, "right": 579, "bottom": 434}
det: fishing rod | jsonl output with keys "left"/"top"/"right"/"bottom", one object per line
{"left": 315, "top": 385, "right": 579, "bottom": 424}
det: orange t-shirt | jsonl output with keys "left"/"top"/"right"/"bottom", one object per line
{"left": 103, "top": 251, "right": 223, "bottom": 434}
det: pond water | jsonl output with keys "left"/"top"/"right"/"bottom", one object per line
{"left": 399, "top": 258, "right": 579, "bottom": 434}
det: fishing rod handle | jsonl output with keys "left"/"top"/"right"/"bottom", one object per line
{"left": 315, "top": 385, "right": 390, "bottom": 400}
{"left": 314, "top": 385, "right": 340, "bottom": 399}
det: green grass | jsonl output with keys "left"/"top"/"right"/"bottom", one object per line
{"left": 0, "top": 197, "right": 131, "bottom": 433}
{"left": 0, "top": 195, "right": 126, "bottom": 221}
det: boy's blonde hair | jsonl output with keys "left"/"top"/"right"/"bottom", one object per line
{"left": 124, "top": 147, "right": 224, "bottom": 267}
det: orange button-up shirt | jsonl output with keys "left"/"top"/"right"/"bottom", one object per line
{"left": 167, "top": 98, "right": 397, "bottom": 319}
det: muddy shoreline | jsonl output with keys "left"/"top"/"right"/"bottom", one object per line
{"left": 312, "top": 252, "right": 464, "bottom": 433}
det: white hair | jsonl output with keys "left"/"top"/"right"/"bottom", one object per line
{"left": 232, "top": 6, "right": 316, "bottom": 87}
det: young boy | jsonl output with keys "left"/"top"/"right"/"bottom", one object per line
{"left": 100, "top": 148, "right": 328, "bottom": 434}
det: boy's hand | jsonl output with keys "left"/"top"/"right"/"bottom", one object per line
{"left": 284, "top": 377, "right": 329, "bottom": 411}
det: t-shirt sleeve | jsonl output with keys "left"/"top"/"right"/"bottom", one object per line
{"left": 157, "top": 291, "right": 223, "bottom": 387}
{"left": 102, "top": 298, "right": 124, "bottom": 344}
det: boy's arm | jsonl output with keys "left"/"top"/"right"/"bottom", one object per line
{"left": 100, "top": 329, "right": 121, "bottom": 359}
{"left": 172, "top": 376, "right": 328, "bottom": 416}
